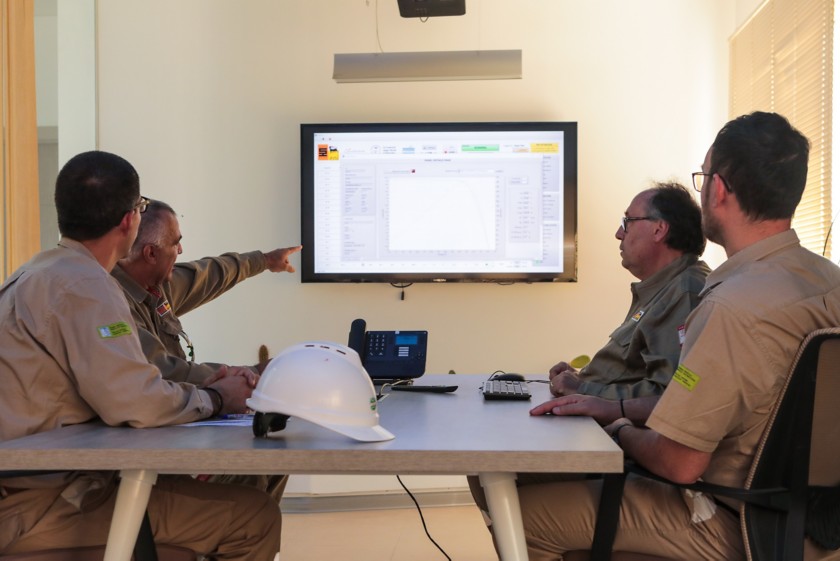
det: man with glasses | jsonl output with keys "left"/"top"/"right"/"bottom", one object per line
{"left": 112, "top": 199, "right": 300, "bottom": 386}
{"left": 548, "top": 182, "right": 709, "bottom": 402}
{"left": 520, "top": 112, "right": 840, "bottom": 560}
{"left": 111, "top": 199, "right": 300, "bottom": 500}
{"left": 470, "top": 182, "right": 709, "bottom": 530}
{"left": 0, "top": 151, "right": 281, "bottom": 559}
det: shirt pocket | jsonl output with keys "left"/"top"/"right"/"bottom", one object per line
{"left": 607, "top": 318, "right": 637, "bottom": 349}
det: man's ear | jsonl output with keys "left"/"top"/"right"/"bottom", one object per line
{"left": 651, "top": 219, "right": 670, "bottom": 243}
{"left": 711, "top": 174, "right": 730, "bottom": 206}
{"left": 117, "top": 211, "right": 134, "bottom": 233}
{"left": 141, "top": 243, "right": 157, "bottom": 263}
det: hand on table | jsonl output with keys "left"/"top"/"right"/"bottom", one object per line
{"left": 203, "top": 365, "right": 259, "bottom": 389}
{"left": 204, "top": 366, "right": 258, "bottom": 414}
{"left": 548, "top": 362, "right": 582, "bottom": 396}
{"left": 530, "top": 393, "right": 620, "bottom": 426}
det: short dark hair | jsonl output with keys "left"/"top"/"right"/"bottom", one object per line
{"left": 711, "top": 111, "right": 810, "bottom": 220}
{"left": 127, "top": 200, "right": 177, "bottom": 259}
{"left": 55, "top": 151, "right": 140, "bottom": 240}
{"left": 647, "top": 182, "right": 705, "bottom": 256}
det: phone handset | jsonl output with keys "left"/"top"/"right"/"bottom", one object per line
{"left": 348, "top": 318, "right": 367, "bottom": 357}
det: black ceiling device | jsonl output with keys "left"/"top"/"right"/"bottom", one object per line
{"left": 397, "top": 0, "right": 465, "bottom": 18}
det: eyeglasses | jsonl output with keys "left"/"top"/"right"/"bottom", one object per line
{"left": 132, "top": 196, "right": 151, "bottom": 214}
{"left": 620, "top": 216, "right": 655, "bottom": 232}
{"left": 691, "top": 172, "right": 712, "bottom": 192}
{"left": 691, "top": 172, "right": 732, "bottom": 193}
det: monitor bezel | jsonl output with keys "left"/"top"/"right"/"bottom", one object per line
{"left": 300, "top": 121, "right": 578, "bottom": 283}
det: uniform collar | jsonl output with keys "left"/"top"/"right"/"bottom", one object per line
{"left": 111, "top": 262, "right": 159, "bottom": 305}
{"left": 631, "top": 253, "right": 699, "bottom": 302}
{"left": 701, "top": 229, "right": 800, "bottom": 297}
{"left": 58, "top": 237, "right": 98, "bottom": 262}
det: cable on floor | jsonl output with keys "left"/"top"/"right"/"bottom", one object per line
{"left": 396, "top": 475, "right": 452, "bottom": 560}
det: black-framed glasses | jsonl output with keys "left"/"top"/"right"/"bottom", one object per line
{"left": 132, "top": 196, "right": 151, "bottom": 214}
{"left": 691, "top": 172, "right": 711, "bottom": 192}
{"left": 620, "top": 216, "right": 655, "bottom": 232}
{"left": 691, "top": 172, "right": 732, "bottom": 193}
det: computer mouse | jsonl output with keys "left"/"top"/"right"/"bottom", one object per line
{"left": 494, "top": 373, "right": 525, "bottom": 381}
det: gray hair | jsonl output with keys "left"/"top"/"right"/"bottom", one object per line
{"left": 126, "top": 200, "right": 177, "bottom": 259}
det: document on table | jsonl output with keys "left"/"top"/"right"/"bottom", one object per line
{"left": 182, "top": 414, "right": 254, "bottom": 427}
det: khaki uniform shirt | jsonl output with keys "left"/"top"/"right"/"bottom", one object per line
{"left": 0, "top": 239, "right": 214, "bottom": 539}
{"left": 0, "top": 239, "right": 212, "bottom": 445}
{"left": 577, "top": 254, "right": 710, "bottom": 399}
{"left": 648, "top": 230, "right": 840, "bottom": 493}
{"left": 111, "top": 251, "right": 267, "bottom": 384}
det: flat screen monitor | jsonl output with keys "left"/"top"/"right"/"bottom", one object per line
{"left": 300, "top": 121, "right": 577, "bottom": 283}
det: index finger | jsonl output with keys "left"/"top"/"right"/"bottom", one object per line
{"left": 530, "top": 397, "right": 568, "bottom": 416}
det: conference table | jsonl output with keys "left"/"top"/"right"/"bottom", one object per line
{"left": 0, "top": 375, "right": 623, "bottom": 561}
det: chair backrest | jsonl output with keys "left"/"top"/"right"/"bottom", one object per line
{"left": 587, "top": 328, "right": 840, "bottom": 561}
{"left": 805, "top": 332, "right": 840, "bottom": 560}
{"left": 809, "top": 332, "right": 840, "bottom": 488}
{"left": 742, "top": 327, "right": 840, "bottom": 561}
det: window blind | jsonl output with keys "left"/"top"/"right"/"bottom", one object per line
{"left": 730, "top": 0, "right": 834, "bottom": 256}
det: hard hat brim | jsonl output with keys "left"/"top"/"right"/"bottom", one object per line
{"left": 321, "top": 421, "right": 395, "bottom": 442}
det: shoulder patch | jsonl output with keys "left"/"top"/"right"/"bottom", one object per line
{"left": 673, "top": 364, "right": 699, "bottom": 391}
{"left": 98, "top": 321, "right": 133, "bottom": 339}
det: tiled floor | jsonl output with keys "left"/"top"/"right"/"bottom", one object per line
{"left": 280, "top": 505, "right": 498, "bottom": 560}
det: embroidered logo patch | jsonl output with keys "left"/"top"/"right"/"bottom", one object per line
{"left": 97, "top": 321, "right": 132, "bottom": 339}
{"left": 156, "top": 300, "right": 172, "bottom": 317}
{"left": 631, "top": 310, "right": 645, "bottom": 322}
{"left": 673, "top": 364, "right": 700, "bottom": 391}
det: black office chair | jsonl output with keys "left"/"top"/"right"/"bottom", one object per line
{"left": 584, "top": 327, "right": 840, "bottom": 561}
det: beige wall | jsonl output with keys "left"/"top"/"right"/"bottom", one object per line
{"left": 95, "top": 0, "right": 734, "bottom": 382}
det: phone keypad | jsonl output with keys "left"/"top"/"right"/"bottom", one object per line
{"left": 368, "top": 333, "right": 387, "bottom": 357}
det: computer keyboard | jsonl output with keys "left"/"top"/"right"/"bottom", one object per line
{"left": 482, "top": 380, "right": 531, "bottom": 400}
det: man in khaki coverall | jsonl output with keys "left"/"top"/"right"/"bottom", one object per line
{"left": 112, "top": 199, "right": 299, "bottom": 499}
{"left": 548, "top": 182, "right": 710, "bottom": 400}
{"left": 111, "top": 200, "right": 301, "bottom": 385}
{"left": 522, "top": 113, "right": 840, "bottom": 560}
{"left": 471, "top": 182, "right": 709, "bottom": 524}
{"left": 0, "top": 151, "right": 282, "bottom": 560}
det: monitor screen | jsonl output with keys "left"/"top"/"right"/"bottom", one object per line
{"left": 300, "top": 122, "right": 577, "bottom": 283}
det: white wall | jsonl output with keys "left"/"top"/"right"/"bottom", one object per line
{"left": 93, "top": 0, "right": 734, "bottom": 495}
{"left": 34, "top": 0, "right": 57, "bottom": 128}
{"left": 35, "top": 0, "right": 97, "bottom": 250}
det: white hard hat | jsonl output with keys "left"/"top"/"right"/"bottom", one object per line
{"left": 247, "top": 341, "right": 395, "bottom": 442}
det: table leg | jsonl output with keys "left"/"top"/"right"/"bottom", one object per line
{"left": 479, "top": 472, "right": 528, "bottom": 561}
{"left": 103, "top": 469, "right": 158, "bottom": 561}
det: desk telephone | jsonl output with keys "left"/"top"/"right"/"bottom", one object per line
{"left": 347, "top": 318, "right": 428, "bottom": 380}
